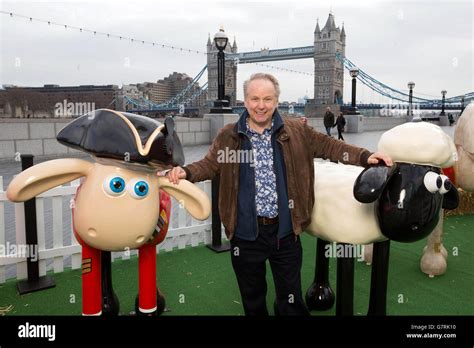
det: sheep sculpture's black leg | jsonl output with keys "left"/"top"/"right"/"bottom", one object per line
{"left": 367, "top": 240, "right": 391, "bottom": 316}
{"left": 305, "top": 238, "right": 335, "bottom": 311}
{"left": 336, "top": 243, "right": 355, "bottom": 316}
{"left": 101, "top": 251, "right": 120, "bottom": 316}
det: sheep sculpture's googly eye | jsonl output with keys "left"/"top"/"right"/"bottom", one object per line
{"left": 104, "top": 176, "right": 126, "bottom": 196}
{"left": 128, "top": 179, "right": 149, "bottom": 199}
{"left": 439, "top": 175, "right": 451, "bottom": 195}
{"left": 423, "top": 171, "right": 442, "bottom": 193}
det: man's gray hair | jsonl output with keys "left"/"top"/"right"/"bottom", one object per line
{"left": 243, "top": 73, "right": 280, "bottom": 99}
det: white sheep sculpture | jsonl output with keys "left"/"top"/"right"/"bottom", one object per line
{"left": 420, "top": 103, "right": 474, "bottom": 277}
{"left": 304, "top": 121, "right": 459, "bottom": 315}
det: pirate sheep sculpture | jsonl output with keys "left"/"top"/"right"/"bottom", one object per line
{"left": 7, "top": 109, "right": 211, "bottom": 316}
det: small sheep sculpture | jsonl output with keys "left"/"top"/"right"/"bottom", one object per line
{"left": 305, "top": 121, "right": 459, "bottom": 315}
{"left": 420, "top": 103, "right": 474, "bottom": 277}
{"left": 7, "top": 109, "right": 211, "bottom": 316}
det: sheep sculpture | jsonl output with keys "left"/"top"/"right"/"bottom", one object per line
{"left": 7, "top": 109, "right": 211, "bottom": 316}
{"left": 420, "top": 103, "right": 474, "bottom": 277}
{"left": 305, "top": 121, "right": 459, "bottom": 315}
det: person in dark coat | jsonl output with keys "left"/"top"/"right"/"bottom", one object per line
{"left": 165, "top": 73, "right": 393, "bottom": 316}
{"left": 334, "top": 112, "right": 346, "bottom": 141}
{"left": 323, "top": 107, "right": 335, "bottom": 136}
{"left": 448, "top": 113, "right": 455, "bottom": 126}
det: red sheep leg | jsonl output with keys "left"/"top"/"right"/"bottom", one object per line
{"left": 135, "top": 189, "right": 170, "bottom": 315}
{"left": 138, "top": 243, "right": 157, "bottom": 314}
{"left": 81, "top": 244, "right": 102, "bottom": 316}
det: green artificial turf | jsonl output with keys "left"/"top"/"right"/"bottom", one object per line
{"left": 1, "top": 215, "right": 473, "bottom": 316}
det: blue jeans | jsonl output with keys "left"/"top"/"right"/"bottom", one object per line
{"left": 325, "top": 127, "right": 332, "bottom": 136}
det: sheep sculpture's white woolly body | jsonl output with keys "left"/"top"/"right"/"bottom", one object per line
{"left": 377, "top": 121, "right": 456, "bottom": 168}
{"left": 306, "top": 161, "right": 384, "bottom": 244}
{"left": 305, "top": 121, "right": 457, "bottom": 245}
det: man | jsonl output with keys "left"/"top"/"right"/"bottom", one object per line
{"left": 165, "top": 73, "right": 392, "bottom": 316}
{"left": 448, "top": 113, "right": 454, "bottom": 126}
{"left": 335, "top": 112, "right": 346, "bottom": 141}
{"left": 323, "top": 106, "right": 335, "bottom": 136}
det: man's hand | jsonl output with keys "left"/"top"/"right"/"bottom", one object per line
{"left": 161, "top": 166, "right": 187, "bottom": 184}
{"left": 367, "top": 152, "right": 393, "bottom": 166}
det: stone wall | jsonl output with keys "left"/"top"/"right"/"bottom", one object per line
{"left": 362, "top": 116, "right": 407, "bottom": 132}
{"left": 0, "top": 117, "right": 211, "bottom": 159}
{"left": 295, "top": 116, "right": 407, "bottom": 133}
{"left": 164, "top": 117, "right": 210, "bottom": 146}
{"left": 345, "top": 115, "right": 407, "bottom": 133}
{"left": 0, "top": 118, "right": 76, "bottom": 160}
{"left": 0, "top": 116, "right": 408, "bottom": 159}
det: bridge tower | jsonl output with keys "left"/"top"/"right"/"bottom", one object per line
{"left": 206, "top": 29, "right": 238, "bottom": 106}
{"left": 306, "top": 13, "right": 346, "bottom": 117}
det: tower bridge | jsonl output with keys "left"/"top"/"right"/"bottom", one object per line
{"left": 126, "top": 13, "right": 472, "bottom": 114}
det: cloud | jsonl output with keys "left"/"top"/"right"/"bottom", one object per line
{"left": 0, "top": 0, "right": 472, "bottom": 102}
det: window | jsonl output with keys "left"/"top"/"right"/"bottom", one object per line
{"left": 318, "top": 87, "right": 330, "bottom": 99}
{"left": 318, "top": 75, "right": 330, "bottom": 82}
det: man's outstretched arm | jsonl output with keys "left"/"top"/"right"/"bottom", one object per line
{"left": 304, "top": 123, "right": 392, "bottom": 167}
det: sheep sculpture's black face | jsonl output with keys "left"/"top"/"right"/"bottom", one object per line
{"left": 354, "top": 163, "right": 459, "bottom": 243}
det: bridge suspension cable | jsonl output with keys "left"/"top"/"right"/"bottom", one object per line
{"left": 250, "top": 62, "right": 313, "bottom": 76}
{"left": 338, "top": 53, "right": 472, "bottom": 105}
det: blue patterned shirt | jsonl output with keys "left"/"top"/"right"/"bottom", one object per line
{"left": 246, "top": 118, "right": 279, "bottom": 218}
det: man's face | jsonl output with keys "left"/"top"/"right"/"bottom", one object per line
{"left": 244, "top": 79, "right": 278, "bottom": 128}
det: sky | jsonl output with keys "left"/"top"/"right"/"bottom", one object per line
{"left": 0, "top": 0, "right": 472, "bottom": 103}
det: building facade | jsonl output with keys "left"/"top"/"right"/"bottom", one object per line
{"left": 134, "top": 73, "right": 207, "bottom": 108}
{"left": 313, "top": 13, "right": 345, "bottom": 106}
{"left": 304, "top": 13, "right": 346, "bottom": 117}
{"left": 0, "top": 84, "right": 118, "bottom": 118}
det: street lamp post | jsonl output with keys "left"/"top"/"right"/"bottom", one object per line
{"left": 349, "top": 68, "right": 360, "bottom": 115}
{"left": 440, "top": 90, "right": 447, "bottom": 116}
{"left": 207, "top": 29, "right": 232, "bottom": 253}
{"left": 407, "top": 81, "right": 415, "bottom": 119}
{"left": 210, "top": 27, "right": 233, "bottom": 114}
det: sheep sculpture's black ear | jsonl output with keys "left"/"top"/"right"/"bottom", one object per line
{"left": 353, "top": 164, "right": 398, "bottom": 203}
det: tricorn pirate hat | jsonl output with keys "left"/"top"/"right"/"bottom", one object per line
{"left": 57, "top": 109, "right": 184, "bottom": 167}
